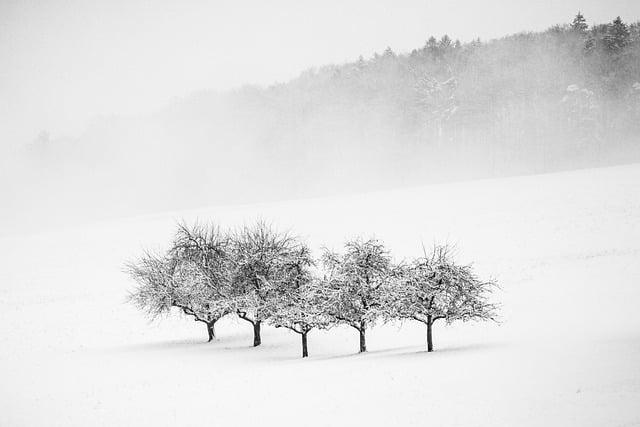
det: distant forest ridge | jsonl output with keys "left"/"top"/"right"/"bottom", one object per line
{"left": 6, "top": 13, "right": 640, "bottom": 230}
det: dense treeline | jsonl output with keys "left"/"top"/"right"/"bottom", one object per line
{"left": 126, "top": 222, "right": 498, "bottom": 357}
{"left": 11, "top": 13, "right": 640, "bottom": 232}
{"left": 258, "top": 12, "right": 640, "bottom": 177}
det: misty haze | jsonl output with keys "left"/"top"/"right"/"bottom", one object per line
{"left": 1, "top": 1, "right": 640, "bottom": 426}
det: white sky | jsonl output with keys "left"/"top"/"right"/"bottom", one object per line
{"left": 1, "top": 0, "right": 639, "bottom": 151}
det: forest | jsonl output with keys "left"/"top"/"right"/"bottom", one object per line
{"left": 5, "top": 13, "right": 640, "bottom": 231}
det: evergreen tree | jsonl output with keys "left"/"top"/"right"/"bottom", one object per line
{"left": 605, "top": 16, "right": 630, "bottom": 53}
{"left": 571, "top": 11, "right": 588, "bottom": 34}
{"left": 383, "top": 46, "right": 395, "bottom": 58}
{"left": 439, "top": 35, "right": 452, "bottom": 52}
{"left": 425, "top": 36, "right": 438, "bottom": 57}
{"left": 630, "top": 22, "right": 640, "bottom": 44}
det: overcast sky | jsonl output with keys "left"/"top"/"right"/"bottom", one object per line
{"left": 1, "top": 0, "right": 639, "bottom": 151}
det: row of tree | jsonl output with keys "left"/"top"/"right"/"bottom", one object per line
{"left": 126, "top": 222, "right": 498, "bottom": 358}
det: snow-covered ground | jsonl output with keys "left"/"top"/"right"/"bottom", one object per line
{"left": 1, "top": 164, "right": 640, "bottom": 426}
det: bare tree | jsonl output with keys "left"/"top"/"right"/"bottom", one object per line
{"left": 320, "top": 238, "right": 394, "bottom": 353}
{"left": 229, "top": 221, "right": 304, "bottom": 347}
{"left": 268, "top": 246, "right": 331, "bottom": 357}
{"left": 126, "top": 250, "right": 178, "bottom": 320}
{"left": 125, "top": 222, "right": 233, "bottom": 342}
{"left": 169, "top": 222, "right": 234, "bottom": 341}
{"left": 387, "top": 245, "right": 499, "bottom": 352}
{"left": 126, "top": 251, "right": 223, "bottom": 340}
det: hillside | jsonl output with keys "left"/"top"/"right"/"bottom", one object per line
{"left": 1, "top": 163, "right": 639, "bottom": 426}
{"left": 4, "top": 14, "right": 640, "bottom": 233}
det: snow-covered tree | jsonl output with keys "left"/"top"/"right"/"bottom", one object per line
{"left": 126, "top": 222, "right": 233, "bottom": 342}
{"left": 126, "top": 250, "right": 178, "bottom": 319}
{"left": 169, "top": 222, "right": 234, "bottom": 341}
{"left": 267, "top": 244, "right": 329, "bottom": 357}
{"left": 229, "top": 221, "right": 305, "bottom": 347}
{"left": 571, "top": 12, "right": 588, "bottom": 34}
{"left": 605, "top": 16, "right": 630, "bottom": 53}
{"left": 386, "top": 245, "right": 498, "bottom": 352}
{"left": 269, "top": 278, "right": 332, "bottom": 357}
{"left": 439, "top": 34, "right": 452, "bottom": 51}
{"left": 319, "top": 238, "right": 395, "bottom": 353}
{"left": 125, "top": 252, "right": 219, "bottom": 341}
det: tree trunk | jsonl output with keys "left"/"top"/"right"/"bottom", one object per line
{"left": 253, "top": 321, "right": 262, "bottom": 347}
{"left": 301, "top": 332, "right": 308, "bottom": 358}
{"left": 427, "top": 315, "right": 434, "bottom": 352}
{"left": 206, "top": 319, "right": 217, "bottom": 342}
{"left": 359, "top": 321, "right": 366, "bottom": 353}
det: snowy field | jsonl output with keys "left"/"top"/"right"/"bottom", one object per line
{"left": 1, "top": 164, "right": 640, "bottom": 426}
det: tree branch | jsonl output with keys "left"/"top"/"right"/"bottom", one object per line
{"left": 236, "top": 309, "right": 255, "bottom": 325}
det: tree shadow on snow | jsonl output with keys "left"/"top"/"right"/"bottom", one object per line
{"left": 305, "top": 341, "right": 506, "bottom": 362}
{"left": 374, "top": 341, "right": 507, "bottom": 360}
{"left": 109, "top": 333, "right": 254, "bottom": 354}
{"left": 307, "top": 345, "right": 421, "bottom": 362}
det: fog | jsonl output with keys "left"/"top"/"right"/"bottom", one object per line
{"left": 1, "top": 1, "right": 640, "bottom": 234}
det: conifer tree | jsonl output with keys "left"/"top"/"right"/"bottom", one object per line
{"left": 439, "top": 35, "right": 452, "bottom": 51}
{"left": 425, "top": 36, "right": 438, "bottom": 57}
{"left": 571, "top": 12, "right": 588, "bottom": 34}
{"left": 605, "top": 16, "right": 630, "bottom": 53}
